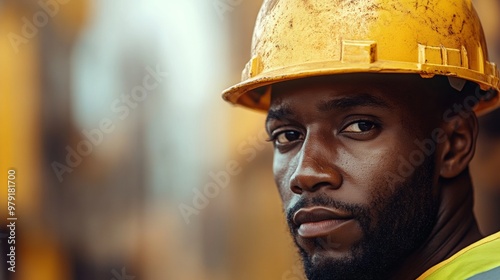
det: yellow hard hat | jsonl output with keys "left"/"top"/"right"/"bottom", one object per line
{"left": 222, "top": 0, "right": 500, "bottom": 114}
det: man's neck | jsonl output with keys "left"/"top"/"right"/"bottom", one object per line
{"left": 390, "top": 171, "right": 483, "bottom": 280}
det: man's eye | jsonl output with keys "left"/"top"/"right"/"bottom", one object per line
{"left": 274, "top": 131, "right": 303, "bottom": 144}
{"left": 342, "top": 121, "right": 376, "bottom": 133}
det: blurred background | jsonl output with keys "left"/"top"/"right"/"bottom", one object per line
{"left": 0, "top": 0, "right": 498, "bottom": 279}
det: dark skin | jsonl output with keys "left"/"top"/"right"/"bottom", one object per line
{"left": 265, "top": 74, "right": 483, "bottom": 280}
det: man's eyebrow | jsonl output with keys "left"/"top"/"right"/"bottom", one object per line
{"left": 266, "top": 105, "right": 293, "bottom": 124}
{"left": 265, "top": 94, "right": 390, "bottom": 124}
{"left": 317, "top": 94, "right": 391, "bottom": 112}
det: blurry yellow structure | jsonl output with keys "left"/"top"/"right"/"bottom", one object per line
{"left": 1, "top": 0, "right": 87, "bottom": 279}
{"left": 471, "top": 0, "right": 500, "bottom": 236}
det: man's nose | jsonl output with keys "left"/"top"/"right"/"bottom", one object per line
{"left": 288, "top": 139, "right": 343, "bottom": 194}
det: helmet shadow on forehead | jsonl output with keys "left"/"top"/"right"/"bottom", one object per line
{"left": 268, "top": 74, "right": 471, "bottom": 115}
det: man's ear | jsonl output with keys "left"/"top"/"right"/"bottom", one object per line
{"left": 439, "top": 113, "right": 478, "bottom": 178}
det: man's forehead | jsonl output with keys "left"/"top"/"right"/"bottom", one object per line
{"left": 266, "top": 92, "right": 393, "bottom": 125}
{"left": 266, "top": 74, "right": 447, "bottom": 119}
{"left": 271, "top": 92, "right": 391, "bottom": 109}
{"left": 268, "top": 79, "right": 394, "bottom": 114}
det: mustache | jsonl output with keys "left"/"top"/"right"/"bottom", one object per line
{"left": 286, "top": 195, "right": 369, "bottom": 229}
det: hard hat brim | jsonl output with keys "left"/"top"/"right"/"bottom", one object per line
{"left": 222, "top": 60, "right": 500, "bottom": 115}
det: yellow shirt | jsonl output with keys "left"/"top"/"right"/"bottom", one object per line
{"left": 417, "top": 231, "right": 500, "bottom": 279}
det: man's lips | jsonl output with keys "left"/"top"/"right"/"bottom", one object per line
{"left": 293, "top": 206, "right": 354, "bottom": 238}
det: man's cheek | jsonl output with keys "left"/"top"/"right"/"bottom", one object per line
{"left": 276, "top": 176, "right": 295, "bottom": 203}
{"left": 273, "top": 154, "right": 297, "bottom": 197}
{"left": 368, "top": 147, "right": 408, "bottom": 191}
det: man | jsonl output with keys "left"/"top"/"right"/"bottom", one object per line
{"left": 222, "top": 0, "right": 500, "bottom": 279}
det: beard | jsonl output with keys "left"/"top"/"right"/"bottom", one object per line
{"left": 286, "top": 157, "right": 439, "bottom": 280}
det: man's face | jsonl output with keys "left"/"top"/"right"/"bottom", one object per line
{"left": 266, "top": 75, "right": 442, "bottom": 280}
